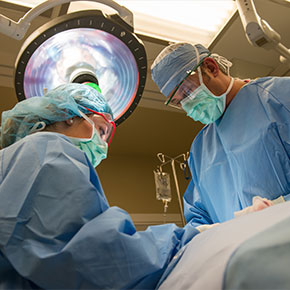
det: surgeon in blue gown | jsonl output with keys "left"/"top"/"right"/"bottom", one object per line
{"left": 151, "top": 42, "right": 290, "bottom": 227}
{"left": 0, "top": 83, "right": 199, "bottom": 289}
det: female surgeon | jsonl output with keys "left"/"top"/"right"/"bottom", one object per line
{"left": 0, "top": 83, "right": 199, "bottom": 289}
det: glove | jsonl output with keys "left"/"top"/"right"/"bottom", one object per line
{"left": 234, "top": 196, "right": 275, "bottom": 218}
{"left": 271, "top": 195, "right": 285, "bottom": 205}
{"left": 196, "top": 223, "right": 220, "bottom": 233}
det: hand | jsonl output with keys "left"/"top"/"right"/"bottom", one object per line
{"left": 252, "top": 196, "right": 273, "bottom": 211}
{"left": 196, "top": 223, "right": 220, "bottom": 232}
{"left": 234, "top": 196, "right": 274, "bottom": 218}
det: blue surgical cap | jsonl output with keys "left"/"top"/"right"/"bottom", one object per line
{"left": 0, "top": 83, "right": 113, "bottom": 148}
{"left": 151, "top": 43, "right": 210, "bottom": 98}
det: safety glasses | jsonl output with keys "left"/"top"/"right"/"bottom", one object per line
{"left": 165, "top": 54, "right": 209, "bottom": 109}
{"left": 83, "top": 107, "right": 116, "bottom": 145}
{"left": 167, "top": 71, "right": 203, "bottom": 110}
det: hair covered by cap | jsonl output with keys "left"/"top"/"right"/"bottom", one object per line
{"left": 151, "top": 43, "right": 210, "bottom": 98}
{"left": 0, "top": 83, "right": 113, "bottom": 148}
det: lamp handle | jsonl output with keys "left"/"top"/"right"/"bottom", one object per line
{"left": 0, "top": 0, "right": 133, "bottom": 40}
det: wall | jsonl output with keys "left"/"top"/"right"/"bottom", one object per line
{"left": 98, "top": 153, "right": 191, "bottom": 214}
{"left": 0, "top": 87, "right": 18, "bottom": 116}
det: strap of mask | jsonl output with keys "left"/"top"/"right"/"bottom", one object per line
{"left": 29, "top": 121, "right": 46, "bottom": 134}
{"left": 211, "top": 53, "right": 232, "bottom": 76}
{"left": 224, "top": 77, "right": 234, "bottom": 95}
{"left": 78, "top": 110, "right": 94, "bottom": 127}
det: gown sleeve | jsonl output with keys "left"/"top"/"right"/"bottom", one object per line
{"left": 0, "top": 133, "right": 199, "bottom": 289}
{"left": 262, "top": 77, "right": 290, "bottom": 201}
{"left": 183, "top": 179, "right": 213, "bottom": 227}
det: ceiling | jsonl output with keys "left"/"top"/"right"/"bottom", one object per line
{"left": 0, "top": 0, "right": 290, "bottom": 158}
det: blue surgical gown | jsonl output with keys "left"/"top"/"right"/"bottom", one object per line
{"left": 184, "top": 77, "right": 290, "bottom": 226}
{"left": 0, "top": 132, "right": 199, "bottom": 289}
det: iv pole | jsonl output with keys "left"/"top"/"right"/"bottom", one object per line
{"left": 157, "top": 153, "right": 189, "bottom": 227}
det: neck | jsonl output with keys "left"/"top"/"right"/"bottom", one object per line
{"left": 225, "top": 78, "right": 247, "bottom": 107}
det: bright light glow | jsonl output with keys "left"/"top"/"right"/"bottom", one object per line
{"left": 2, "top": 0, "right": 37, "bottom": 7}
{"left": 117, "top": 1, "right": 236, "bottom": 32}
{"left": 3, "top": 0, "right": 237, "bottom": 45}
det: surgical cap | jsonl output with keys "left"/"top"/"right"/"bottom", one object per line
{"left": 0, "top": 83, "right": 113, "bottom": 148}
{"left": 151, "top": 43, "right": 210, "bottom": 98}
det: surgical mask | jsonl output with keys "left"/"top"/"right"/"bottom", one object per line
{"left": 69, "top": 111, "right": 108, "bottom": 167}
{"left": 180, "top": 45, "right": 234, "bottom": 124}
{"left": 181, "top": 75, "right": 234, "bottom": 124}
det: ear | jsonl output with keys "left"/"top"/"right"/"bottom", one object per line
{"left": 202, "top": 57, "right": 219, "bottom": 77}
{"left": 65, "top": 118, "right": 74, "bottom": 126}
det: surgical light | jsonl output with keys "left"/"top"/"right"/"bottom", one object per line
{"left": 1, "top": 1, "right": 147, "bottom": 125}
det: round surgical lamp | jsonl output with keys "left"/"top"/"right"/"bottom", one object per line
{"left": 13, "top": 5, "right": 147, "bottom": 125}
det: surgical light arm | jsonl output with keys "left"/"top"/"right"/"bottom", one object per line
{"left": 236, "top": 0, "right": 290, "bottom": 66}
{"left": 0, "top": 0, "right": 133, "bottom": 40}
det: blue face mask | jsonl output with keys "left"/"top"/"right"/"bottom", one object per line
{"left": 180, "top": 77, "right": 234, "bottom": 124}
{"left": 69, "top": 112, "right": 108, "bottom": 167}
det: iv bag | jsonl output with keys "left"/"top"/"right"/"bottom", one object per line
{"left": 154, "top": 170, "right": 172, "bottom": 202}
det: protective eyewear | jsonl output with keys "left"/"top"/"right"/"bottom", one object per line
{"left": 165, "top": 59, "right": 205, "bottom": 109}
{"left": 84, "top": 107, "right": 116, "bottom": 145}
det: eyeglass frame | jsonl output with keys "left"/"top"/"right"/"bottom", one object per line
{"left": 83, "top": 106, "right": 116, "bottom": 145}
{"left": 164, "top": 53, "right": 211, "bottom": 107}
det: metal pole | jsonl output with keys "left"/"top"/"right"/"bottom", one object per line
{"left": 171, "top": 159, "right": 186, "bottom": 226}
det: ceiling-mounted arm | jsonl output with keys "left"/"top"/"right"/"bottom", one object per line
{"left": 0, "top": 0, "right": 133, "bottom": 40}
{"left": 236, "top": 0, "right": 290, "bottom": 66}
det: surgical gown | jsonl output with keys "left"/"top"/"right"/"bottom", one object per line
{"left": 0, "top": 132, "right": 199, "bottom": 289}
{"left": 184, "top": 76, "right": 290, "bottom": 226}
